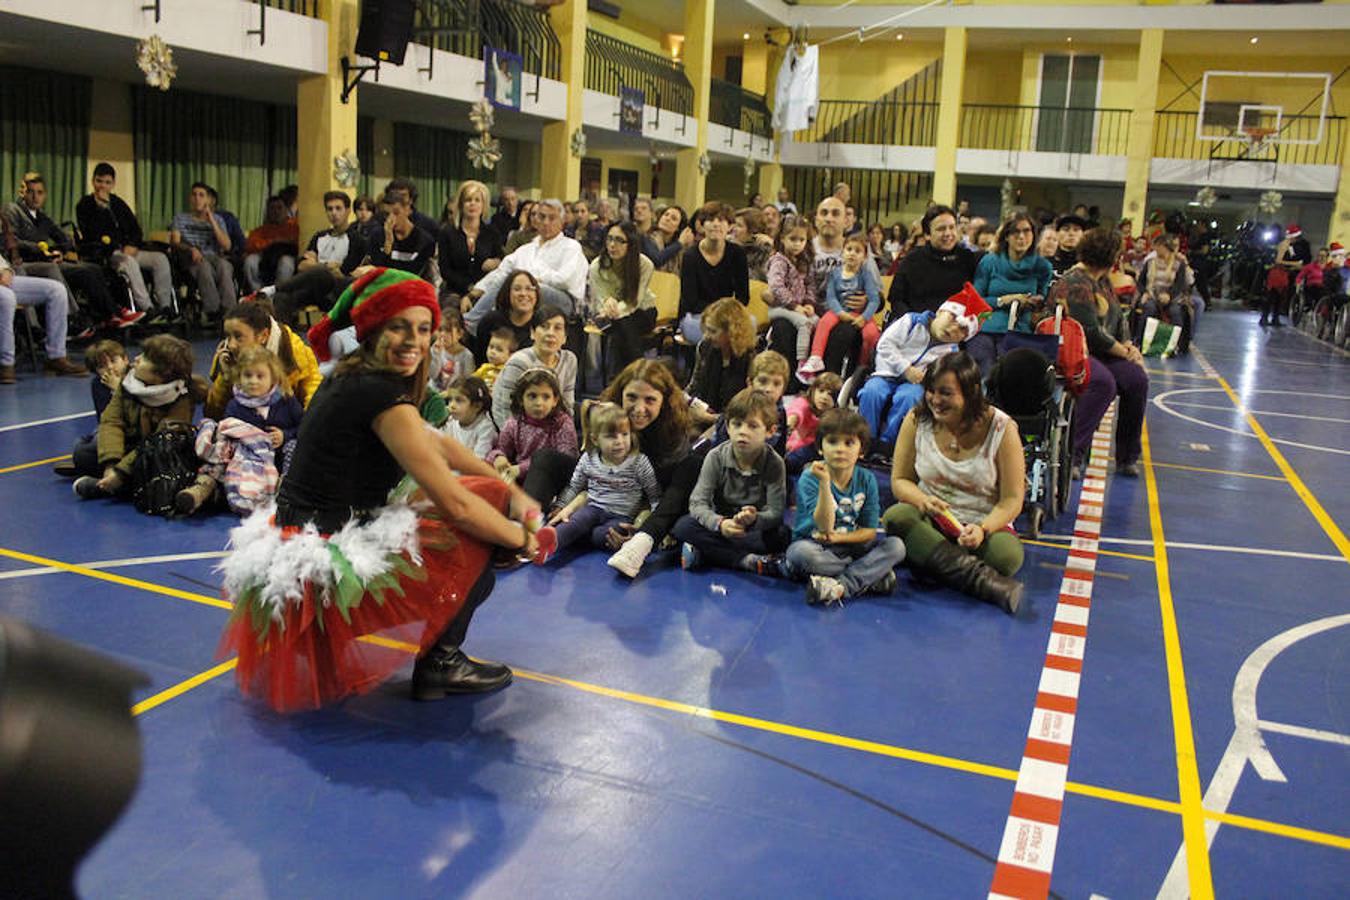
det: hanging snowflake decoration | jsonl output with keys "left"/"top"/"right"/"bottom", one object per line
{"left": 136, "top": 35, "right": 177, "bottom": 91}
{"left": 570, "top": 128, "right": 587, "bottom": 158}
{"left": 698, "top": 153, "right": 712, "bottom": 176}
{"left": 1000, "top": 178, "right": 1016, "bottom": 221}
{"left": 468, "top": 99, "right": 494, "bottom": 135}
{"left": 332, "top": 150, "right": 360, "bottom": 189}
{"left": 1258, "top": 190, "right": 1283, "bottom": 216}
{"left": 467, "top": 134, "right": 502, "bottom": 171}
{"left": 1194, "top": 186, "right": 1218, "bottom": 210}
{"left": 648, "top": 143, "right": 660, "bottom": 168}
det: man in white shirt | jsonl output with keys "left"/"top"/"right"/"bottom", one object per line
{"left": 464, "top": 198, "right": 587, "bottom": 330}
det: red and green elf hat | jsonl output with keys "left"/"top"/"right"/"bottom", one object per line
{"left": 307, "top": 268, "right": 441, "bottom": 361}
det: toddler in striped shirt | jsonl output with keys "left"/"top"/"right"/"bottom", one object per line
{"left": 546, "top": 401, "right": 662, "bottom": 556}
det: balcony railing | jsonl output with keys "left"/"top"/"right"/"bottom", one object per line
{"left": 1153, "top": 110, "right": 1344, "bottom": 167}
{"left": 584, "top": 30, "right": 693, "bottom": 117}
{"left": 411, "top": 0, "right": 561, "bottom": 80}
{"left": 959, "top": 104, "right": 1131, "bottom": 156}
{"left": 260, "top": 0, "right": 318, "bottom": 15}
{"left": 799, "top": 99, "right": 939, "bottom": 146}
{"left": 710, "top": 78, "right": 771, "bottom": 139}
{"left": 784, "top": 166, "right": 932, "bottom": 227}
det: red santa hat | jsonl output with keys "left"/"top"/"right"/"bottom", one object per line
{"left": 937, "top": 283, "right": 993, "bottom": 339}
{"left": 1328, "top": 242, "right": 1344, "bottom": 253}
{"left": 307, "top": 268, "right": 441, "bottom": 361}
{"left": 1285, "top": 223, "right": 1303, "bottom": 239}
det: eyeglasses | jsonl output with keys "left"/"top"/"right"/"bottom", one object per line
{"left": 1010, "top": 227, "right": 1034, "bottom": 235}
{"left": 606, "top": 235, "right": 628, "bottom": 245}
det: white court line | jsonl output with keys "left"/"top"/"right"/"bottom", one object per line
{"left": 1152, "top": 389, "right": 1350, "bottom": 457}
{"left": 1157, "top": 614, "right": 1350, "bottom": 897}
{"left": 1256, "top": 720, "right": 1350, "bottom": 747}
{"left": 1037, "top": 534, "right": 1345, "bottom": 563}
{"left": 0, "top": 550, "right": 227, "bottom": 580}
{"left": 1161, "top": 401, "right": 1350, "bottom": 425}
{"left": 0, "top": 411, "right": 94, "bottom": 433}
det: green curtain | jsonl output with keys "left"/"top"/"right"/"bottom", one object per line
{"left": 393, "top": 122, "right": 472, "bottom": 223}
{"left": 357, "top": 115, "right": 376, "bottom": 201}
{"left": 133, "top": 87, "right": 296, "bottom": 235}
{"left": 0, "top": 67, "right": 91, "bottom": 226}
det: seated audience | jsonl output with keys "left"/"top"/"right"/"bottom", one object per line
{"left": 465, "top": 199, "right": 587, "bottom": 327}
{"left": 55, "top": 339, "right": 124, "bottom": 476}
{"left": 242, "top": 196, "right": 300, "bottom": 291}
{"left": 491, "top": 304, "right": 576, "bottom": 426}
{"left": 1135, "top": 232, "right": 1196, "bottom": 356}
{"left": 77, "top": 162, "right": 175, "bottom": 314}
{"left": 0, "top": 248, "right": 87, "bottom": 382}
{"left": 364, "top": 184, "right": 436, "bottom": 278}
{"left": 686, "top": 297, "right": 756, "bottom": 427}
{"left": 476, "top": 270, "right": 539, "bottom": 362}
{"left": 206, "top": 301, "right": 322, "bottom": 419}
{"left": 441, "top": 375, "right": 498, "bottom": 458}
{"left": 885, "top": 205, "right": 977, "bottom": 325}
{"left": 966, "top": 212, "right": 1053, "bottom": 373}
{"left": 765, "top": 214, "right": 820, "bottom": 367}
{"left": 643, "top": 204, "right": 694, "bottom": 274}
{"left": 799, "top": 233, "right": 883, "bottom": 381}
{"left": 438, "top": 179, "right": 503, "bottom": 306}
{"left": 487, "top": 367, "right": 577, "bottom": 487}
{"left": 170, "top": 182, "right": 238, "bottom": 316}
{"left": 587, "top": 220, "right": 655, "bottom": 378}
{"left": 270, "top": 190, "right": 367, "bottom": 323}
{"left": 679, "top": 202, "right": 749, "bottom": 344}
{"left": 1051, "top": 213, "right": 1087, "bottom": 276}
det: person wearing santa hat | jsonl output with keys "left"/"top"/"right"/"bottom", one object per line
{"left": 857, "top": 282, "right": 989, "bottom": 454}
{"left": 1266, "top": 223, "right": 1312, "bottom": 326}
{"left": 218, "top": 268, "right": 552, "bottom": 713}
{"left": 1049, "top": 227, "right": 1149, "bottom": 478}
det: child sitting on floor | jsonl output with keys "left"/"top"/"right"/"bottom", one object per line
{"left": 441, "top": 375, "right": 498, "bottom": 459}
{"left": 798, "top": 233, "right": 883, "bottom": 381}
{"left": 546, "top": 402, "right": 662, "bottom": 556}
{"left": 472, "top": 327, "right": 516, "bottom": 391}
{"left": 180, "top": 346, "right": 304, "bottom": 515}
{"left": 783, "top": 371, "right": 842, "bottom": 474}
{"left": 858, "top": 284, "right": 988, "bottom": 453}
{"left": 783, "top": 409, "right": 907, "bottom": 606}
{"left": 56, "top": 339, "right": 127, "bottom": 479}
{"left": 708, "top": 350, "right": 792, "bottom": 457}
{"left": 429, "top": 308, "right": 475, "bottom": 394}
{"left": 686, "top": 297, "right": 757, "bottom": 429}
{"left": 487, "top": 367, "right": 578, "bottom": 485}
{"left": 672, "top": 388, "right": 788, "bottom": 576}
{"left": 74, "top": 335, "right": 208, "bottom": 508}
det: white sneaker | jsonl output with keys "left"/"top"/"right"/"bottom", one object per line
{"left": 796, "top": 355, "right": 825, "bottom": 383}
{"left": 807, "top": 574, "right": 846, "bottom": 606}
{"left": 607, "top": 532, "right": 654, "bottom": 578}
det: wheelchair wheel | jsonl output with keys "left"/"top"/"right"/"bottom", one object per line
{"left": 1052, "top": 393, "right": 1075, "bottom": 518}
{"left": 1336, "top": 304, "right": 1350, "bottom": 348}
{"left": 1044, "top": 428, "right": 1060, "bottom": 526}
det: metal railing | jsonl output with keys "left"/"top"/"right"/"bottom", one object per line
{"left": 584, "top": 30, "right": 692, "bottom": 117}
{"left": 800, "top": 99, "right": 940, "bottom": 146}
{"left": 710, "top": 78, "right": 771, "bottom": 139}
{"left": 784, "top": 166, "right": 932, "bottom": 227}
{"left": 1152, "top": 110, "right": 1345, "bottom": 167}
{"left": 411, "top": 0, "right": 561, "bottom": 80}
{"left": 959, "top": 104, "right": 1131, "bottom": 156}
{"left": 260, "top": 0, "right": 318, "bottom": 15}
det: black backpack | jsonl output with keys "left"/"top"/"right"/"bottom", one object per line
{"left": 131, "top": 422, "right": 199, "bottom": 517}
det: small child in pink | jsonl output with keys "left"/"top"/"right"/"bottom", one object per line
{"left": 783, "top": 371, "right": 842, "bottom": 474}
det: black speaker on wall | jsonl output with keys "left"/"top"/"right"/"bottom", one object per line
{"left": 355, "top": 0, "right": 416, "bottom": 66}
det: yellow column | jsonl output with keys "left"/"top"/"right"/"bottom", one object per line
{"left": 931, "top": 27, "right": 967, "bottom": 207}
{"left": 540, "top": 0, "right": 586, "bottom": 200}
{"left": 296, "top": 0, "right": 359, "bottom": 244}
{"left": 87, "top": 80, "right": 136, "bottom": 211}
{"left": 1329, "top": 132, "right": 1350, "bottom": 245}
{"left": 742, "top": 39, "right": 769, "bottom": 96}
{"left": 675, "top": 0, "right": 715, "bottom": 212}
{"left": 757, "top": 163, "right": 783, "bottom": 203}
{"left": 1122, "top": 29, "right": 1164, "bottom": 222}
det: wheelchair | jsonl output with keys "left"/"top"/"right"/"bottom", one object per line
{"left": 986, "top": 340, "right": 1074, "bottom": 539}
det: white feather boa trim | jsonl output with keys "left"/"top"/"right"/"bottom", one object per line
{"left": 218, "top": 503, "right": 423, "bottom": 621}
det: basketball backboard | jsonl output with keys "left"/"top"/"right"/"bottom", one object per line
{"left": 1197, "top": 71, "right": 1332, "bottom": 149}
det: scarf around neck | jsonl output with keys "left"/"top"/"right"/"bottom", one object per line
{"left": 122, "top": 371, "right": 188, "bottom": 407}
{"left": 232, "top": 383, "right": 282, "bottom": 409}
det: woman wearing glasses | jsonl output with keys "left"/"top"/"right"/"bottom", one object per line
{"left": 588, "top": 220, "right": 655, "bottom": 378}
{"left": 966, "top": 212, "right": 1054, "bottom": 375}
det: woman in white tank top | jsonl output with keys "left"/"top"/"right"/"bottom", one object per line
{"left": 882, "top": 352, "right": 1027, "bottom": 615}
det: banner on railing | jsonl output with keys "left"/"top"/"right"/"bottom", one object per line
{"left": 620, "top": 87, "right": 645, "bottom": 136}
{"left": 485, "top": 46, "right": 522, "bottom": 111}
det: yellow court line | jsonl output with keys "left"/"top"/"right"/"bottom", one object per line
{"left": 1023, "top": 537, "right": 1155, "bottom": 563}
{"left": 10, "top": 546, "right": 1348, "bottom": 855}
{"left": 1209, "top": 372, "right": 1350, "bottom": 563}
{"left": 1148, "top": 460, "right": 1286, "bottom": 483}
{"left": 0, "top": 453, "right": 72, "bottom": 475}
{"left": 0, "top": 546, "right": 232, "bottom": 611}
{"left": 1142, "top": 420, "right": 1215, "bottom": 898}
{"left": 132, "top": 659, "right": 238, "bottom": 716}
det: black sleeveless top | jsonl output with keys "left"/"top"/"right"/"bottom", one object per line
{"left": 276, "top": 372, "right": 414, "bottom": 528}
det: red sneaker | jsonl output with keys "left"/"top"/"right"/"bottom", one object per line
{"left": 118, "top": 309, "right": 147, "bottom": 326}
{"left": 532, "top": 526, "right": 557, "bottom": 565}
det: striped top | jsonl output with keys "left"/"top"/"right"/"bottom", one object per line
{"left": 558, "top": 450, "right": 662, "bottom": 518}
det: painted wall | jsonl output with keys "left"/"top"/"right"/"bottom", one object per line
{"left": 815, "top": 40, "right": 944, "bottom": 104}
{"left": 86, "top": 78, "right": 136, "bottom": 211}
{"left": 586, "top": 10, "right": 666, "bottom": 57}
{"left": 963, "top": 51, "right": 1022, "bottom": 106}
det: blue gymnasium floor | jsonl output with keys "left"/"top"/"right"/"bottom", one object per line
{"left": 0, "top": 311, "right": 1346, "bottom": 898}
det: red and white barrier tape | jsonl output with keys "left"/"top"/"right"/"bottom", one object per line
{"left": 988, "top": 404, "right": 1117, "bottom": 899}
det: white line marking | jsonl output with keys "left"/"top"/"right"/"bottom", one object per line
{"left": 1037, "top": 535, "right": 1345, "bottom": 563}
{"left": 1157, "top": 614, "right": 1350, "bottom": 898}
{"left": 1255, "top": 720, "right": 1350, "bottom": 747}
{"left": 1037, "top": 667, "right": 1081, "bottom": 698}
{"left": 1162, "top": 400, "right": 1350, "bottom": 425}
{"left": 1152, "top": 388, "right": 1350, "bottom": 457}
{"left": 0, "top": 411, "right": 94, "bottom": 433}
{"left": 1016, "top": 758, "right": 1070, "bottom": 800}
{"left": 0, "top": 551, "right": 228, "bottom": 580}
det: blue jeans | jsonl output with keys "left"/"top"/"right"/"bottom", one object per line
{"left": 784, "top": 535, "right": 907, "bottom": 596}
{"left": 857, "top": 376, "right": 924, "bottom": 447}
{"left": 554, "top": 501, "right": 630, "bottom": 552}
{"left": 0, "top": 275, "right": 69, "bottom": 366}
{"left": 671, "top": 514, "right": 790, "bottom": 569}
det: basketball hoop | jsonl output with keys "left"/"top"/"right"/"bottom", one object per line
{"left": 1242, "top": 126, "right": 1276, "bottom": 157}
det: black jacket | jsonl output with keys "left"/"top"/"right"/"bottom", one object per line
{"left": 885, "top": 243, "right": 977, "bottom": 326}
{"left": 76, "top": 193, "right": 144, "bottom": 253}
{"left": 3, "top": 202, "right": 74, "bottom": 260}
{"left": 437, "top": 223, "right": 505, "bottom": 297}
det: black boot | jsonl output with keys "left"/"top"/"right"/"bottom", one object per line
{"left": 921, "top": 541, "right": 1023, "bottom": 616}
{"left": 411, "top": 647, "right": 512, "bottom": 700}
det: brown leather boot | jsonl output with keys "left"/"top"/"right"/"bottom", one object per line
{"left": 174, "top": 475, "right": 217, "bottom": 515}
{"left": 44, "top": 357, "right": 88, "bottom": 377}
{"left": 0, "top": 365, "right": 15, "bottom": 385}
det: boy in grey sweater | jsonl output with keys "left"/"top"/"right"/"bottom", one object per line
{"left": 672, "top": 388, "right": 789, "bottom": 575}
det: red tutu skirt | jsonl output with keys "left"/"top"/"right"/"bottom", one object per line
{"left": 218, "top": 476, "right": 510, "bottom": 712}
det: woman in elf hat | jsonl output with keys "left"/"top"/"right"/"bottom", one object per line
{"left": 218, "top": 268, "right": 549, "bottom": 712}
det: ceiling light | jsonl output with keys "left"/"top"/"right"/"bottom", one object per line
{"left": 742, "top": 33, "right": 749, "bottom": 41}
{"left": 1250, "top": 36, "right": 1259, "bottom": 44}
{"left": 895, "top": 33, "right": 904, "bottom": 41}
{"left": 1066, "top": 37, "right": 1073, "bottom": 43}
